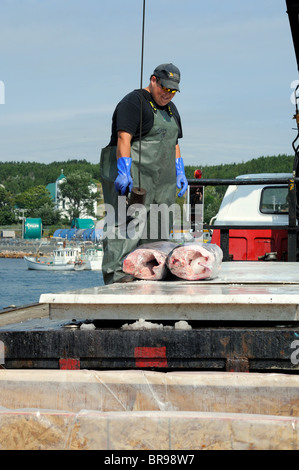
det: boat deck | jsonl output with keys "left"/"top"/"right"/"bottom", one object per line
{"left": 39, "top": 262, "right": 299, "bottom": 322}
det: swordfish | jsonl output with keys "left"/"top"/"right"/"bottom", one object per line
{"left": 123, "top": 241, "right": 223, "bottom": 281}
{"left": 122, "top": 241, "right": 178, "bottom": 280}
{"left": 166, "top": 243, "right": 223, "bottom": 280}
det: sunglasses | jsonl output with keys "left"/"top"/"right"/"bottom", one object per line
{"left": 157, "top": 79, "right": 177, "bottom": 94}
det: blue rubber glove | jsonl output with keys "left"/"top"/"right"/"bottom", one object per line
{"left": 176, "top": 157, "right": 188, "bottom": 197}
{"left": 114, "top": 157, "right": 133, "bottom": 195}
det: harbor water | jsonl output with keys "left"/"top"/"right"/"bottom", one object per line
{"left": 0, "top": 258, "right": 104, "bottom": 311}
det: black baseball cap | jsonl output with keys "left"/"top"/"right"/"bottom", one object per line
{"left": 152, "top": 63, "right": 180, "bottom": 92}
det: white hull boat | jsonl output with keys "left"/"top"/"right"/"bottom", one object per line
{"left": 24, "top": 246, "right": 83, "bottom": 271}
{"left": 80, "top": 248, "right": 103, "bottom": 271}
{"left": 24, "top": 256, "right": 77, "bottom": 271}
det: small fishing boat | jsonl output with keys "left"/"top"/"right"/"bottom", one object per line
{"left": 24, "top": 246, "right": 83, "bottom": 271}
{"left": 79, "top": 247, "right": 103, "bottom": 271}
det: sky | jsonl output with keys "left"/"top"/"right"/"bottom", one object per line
{"left": 0, "top": 0, "right": 298, "bottom": 168}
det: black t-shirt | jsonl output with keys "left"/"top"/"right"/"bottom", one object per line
{"left": 108, "top": 89, "right": 183, "bottom": 146}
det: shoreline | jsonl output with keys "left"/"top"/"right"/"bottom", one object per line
{"left": 0, "top": 252, "right": 33, "bottom": 259}
{"left": 0, "top": 241, "right": 55, "bottom": 259}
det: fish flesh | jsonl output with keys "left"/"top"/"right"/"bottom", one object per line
{"left": 123, "top": 241, "right": 178, "bottom": 280}
{"left": 123, "top": 241, "right": 223, "bottom": 281}
{"left": 167, "top": 243, "right": 223, "bottom": 280}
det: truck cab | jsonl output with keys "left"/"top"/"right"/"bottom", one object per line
{"left": 211, "top": 173, "right": 293, "bottom": 260}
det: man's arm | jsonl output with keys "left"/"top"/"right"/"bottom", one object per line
{"left": 175, "top": 143, "right": 181, "bottom": 159}
{"left": 116, "top": 130, "right": 133, "bottom": 159}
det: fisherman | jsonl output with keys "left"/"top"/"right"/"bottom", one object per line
{"left": 100, "top": 63, "right": 188, "bottom": 284}
{"left": 191, "top": 187, "right": 203, "bottom": 205}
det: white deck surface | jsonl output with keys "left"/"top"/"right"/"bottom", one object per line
{"left": 39, "top": 262, "right": 299, "bottom": 321}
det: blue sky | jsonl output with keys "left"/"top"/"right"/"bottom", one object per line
{"left": 0, "top": 0, "right": 298, "bottom": 168}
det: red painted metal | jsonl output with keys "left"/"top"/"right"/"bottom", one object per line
{"left": 212, "top": 228, "right": 288, "bottom": 260}
{"left": 134, "top": 347, "right": 167, "bottom": 368}
{"left": 59, "top": 358, "right": 80, "bottom": 370}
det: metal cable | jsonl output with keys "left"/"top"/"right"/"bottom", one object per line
{"left": 138, "top": 0, "right": 146, "bottom": 190}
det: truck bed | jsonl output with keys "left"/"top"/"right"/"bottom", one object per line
{"left": 0, "top": 261, "right": 298, "bottom": 373}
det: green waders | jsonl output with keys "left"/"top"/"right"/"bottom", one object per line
{"left": 100, "top": 103, "right": 179, "bottom": 284}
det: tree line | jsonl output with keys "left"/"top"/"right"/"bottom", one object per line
{"left": 0, "top": 159, "right": 100, "bottom": 195}
{"left": 0, "top": 154, "right": 295, "bottom": 226}
{"left": 0, "top": 160, "right": 101, "bottom": 226}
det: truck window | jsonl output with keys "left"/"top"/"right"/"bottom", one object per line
{"left": 260, "top": 186, "right": 289, "bottom": 214}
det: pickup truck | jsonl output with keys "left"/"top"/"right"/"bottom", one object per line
{"left": 210, "top": 173, "right": 297, "bottom": 261}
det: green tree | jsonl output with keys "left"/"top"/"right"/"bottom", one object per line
{"left": 203, "top": 186, "right": 224, "bottom": 224}
{"left": 0, "top": 186, "right": 16, "bottom": 224}
{"left": 34, "top": 203, "right": 61, "bottom": 226}
{"left": 15, "top": 185, "right": 59, "bottom": 224}
{"left": 15, "top": 185, "right": 53, "bottom": 210}
{"left": 59, "top": 171, "right": 100, "bottom": 222}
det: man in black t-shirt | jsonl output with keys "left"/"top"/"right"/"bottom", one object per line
{"left": 108, "top": 88, "right": 183, "bottom": 148}
{"left": 100, "top": 63, "right": 188, "bottom": 284}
